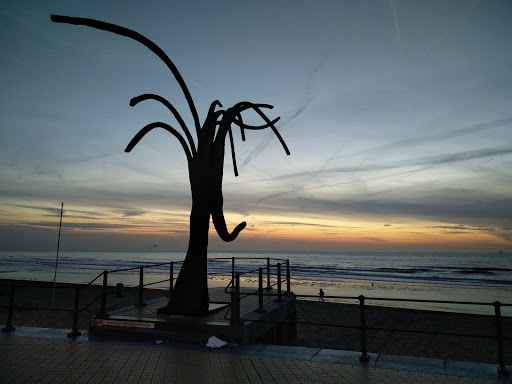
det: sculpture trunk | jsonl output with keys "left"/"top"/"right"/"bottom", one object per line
{"left": 163, "top": 200, "right": 210, "bottom": 314}
{"left": 158, "top": 114, "right": 247, "bottom": 315}
{"left": 159, "top": 153, "right": 212, "bottom": 314}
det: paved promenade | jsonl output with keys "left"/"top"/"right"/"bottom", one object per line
{"left": 1, "top": 327, "right": 509, "bottom": 383}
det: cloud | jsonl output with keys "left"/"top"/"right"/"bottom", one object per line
{"left": 426, "top": 223, "right": 512, "bottom": 242}
{"left": 260, "top": 220, "right": 337, "bottom": 228}
{"left": 240, "top": 50, "right": 333, "bottom": 169}
{"left": 389, "top": 0, "right": 401, "bottom": 49}
{"left": 0, "top": 180, "right": 191, "bottom": 213}
{"left": 426, "top": 224, "right": 496, "bottom": 231}
{"left": 121, "top": 209, "right": 146, "bottom": 217}
{"left": 60, "top": 222, "right": 136, "bottom": 230}
{"left": 278, "top": 146, "right": 512, "bottom": 185}
{"left": 238, "top": 100, "right": 308, "bottom": 170}
{"left": 5, "top": 203, "right": 63, "bottom": 217}
{"left": 19, "top": 220, "right": 190, "bottom": 234}
{"left": 328, "top": 117, "right": 512, "bottom": 163}
{"left": 358, "top": 146, "right": 512, "bottom": 173}
{"left": 256, "top": 187, "right": 512, "bottom": 226}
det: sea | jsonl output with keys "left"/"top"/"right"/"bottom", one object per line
{"left": 0, "top": 250, "right": 510, "bottom": 316}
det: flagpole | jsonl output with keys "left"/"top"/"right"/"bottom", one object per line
{"left": 52, "top": 202, "right": 64, "bottom": 308}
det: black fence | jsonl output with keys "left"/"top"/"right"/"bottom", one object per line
{"left": 224, "top": 266, "right": 510, "bottom": 376}
{"left": 1, "top": 257, "right": 510, "bottom": 376}
{"left": 0, "top": 256, "right": 287, "bottom": 334}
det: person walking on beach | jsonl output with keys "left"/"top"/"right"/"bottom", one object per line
{"left": 319, "top": 289, "right": 325, "bottom": 302}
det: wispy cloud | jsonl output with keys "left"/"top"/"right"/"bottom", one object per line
{"left": 427, "top": 224, "right": 496, "bottom": 231}
{"left": 239, "top": 99, "right": 310, "bottom": 170}
{"left": 121, "top": 209, "right": 146, "bottom": 217}
{"left": 260, "top": 220, "right": 337, "bottom": 228}
{"left": 389, "top": 0, "right": 401, "bottom": 49}
{"left": 328, "top": 117, "right": 512, "bottom": 163}
{"left": 286, "top": 146, "right": 512, "bottom": 181}
{"left": 255, "top": 144, "right": 511, "bottom": 205}
{"left": 240, "top": 50, "right": 333, "bottom": 169}
{"left": 250, "top": 184, "right": 512, "bottom": 233}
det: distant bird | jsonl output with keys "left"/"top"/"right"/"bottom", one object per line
{"left": 150, "top": 245, "right": 158, "bottom": 250}
{"left": 499, "top": 250, "right": 503, "bottom": 254}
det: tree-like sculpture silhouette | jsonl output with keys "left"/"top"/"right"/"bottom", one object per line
{"left": 51, "top": 15, "right": 290, "bottom": 315}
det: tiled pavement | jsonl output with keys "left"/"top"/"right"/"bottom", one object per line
{"left": 1, "top": 327, "right": 510, "bottom": 383}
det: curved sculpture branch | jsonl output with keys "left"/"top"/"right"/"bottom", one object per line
{"left": 227, "top": 127, "right": 239, "bottom": 177}
{"left": 236, "top": 112, "right": 246, "bottom": 141}
{"left": 130, "top": 94, "right": 196, "bottom": 156}
{"left": 208, "top": 100, "right": 223, "bottom": 113}
{"left": 251, "top": 105, "right": 291, "bottom": 156}
{"left": 233, "top": 117, "right": 281, "bottom": 130}
{"left": 218, "top": 103, "right": 290, "bottom": 179}
{"left": 50, "top": 14, "right": 202, "bottom": 137}
{"left": 213, "top": 215, "right": 247, "bottom": 242}
{"left": 125, "top": 122, "right": 193, "bottom": 163}
{"left": 207, "top": 109, "right": 246, "bottom": 240}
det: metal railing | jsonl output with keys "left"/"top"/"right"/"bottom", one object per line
{"left": 224, "top": 260, "right": 292, "bottom": 327}
{"left": 1, "top": 256, "right": 509, "bottom": 376}
{"left": 0, "top": 255, "right": 288, "bottom": 336}
{"left": 1, "top": 283, "right": 81, "bottom": 337}
{"left": 91, "top": 260, "right": 182, "bottom": 317}
{"left": 223, "top": 266, "right": 510, "bottom": 377}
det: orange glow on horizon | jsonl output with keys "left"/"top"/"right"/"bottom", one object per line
{"left": 2, "top": 201, "right": 510, "bottom": 252}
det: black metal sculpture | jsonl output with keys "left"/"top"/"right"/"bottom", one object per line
{"left": 51, "top": 15, "right": 290, "bottom": 314}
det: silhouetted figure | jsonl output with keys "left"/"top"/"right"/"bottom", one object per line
{"left": 319, "top": 289, "right": 325, "bottom": 302}
{"left": 51, "top": 15, "right": 290, "bottom": 315}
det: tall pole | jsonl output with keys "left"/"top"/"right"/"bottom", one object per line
{"left": 52, "top": 202, "right": 64, "bottom": 308}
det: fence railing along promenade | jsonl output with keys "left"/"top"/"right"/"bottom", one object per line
{"left": 225, "top": 263, "right": 510, "bottom": 376}
{"left": 1, "top": 257, "right": 510, "bottom": 376}
{"left": 0, "top": 256, "right": 287, "bottom": 335}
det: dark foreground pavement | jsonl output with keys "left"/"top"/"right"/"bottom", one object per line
{"left": 0, "top": 327, "right": 510, "bottom": 383}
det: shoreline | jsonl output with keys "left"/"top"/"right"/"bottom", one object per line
{"left": 1, "top": 279, "right": 511, "bottom": 364}
{"left": 2, "top": 249, "right": 511, "bottom": 316}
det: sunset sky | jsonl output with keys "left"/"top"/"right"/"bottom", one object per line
{"left": 1, "top": 1, "right": 511, "bottom": 252}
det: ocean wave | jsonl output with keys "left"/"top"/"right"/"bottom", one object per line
{"left": 456, "top": 267, "right": 512, "bottom": 274}
{"left": 1, "top": 251, "right": 511, "bottom": 290}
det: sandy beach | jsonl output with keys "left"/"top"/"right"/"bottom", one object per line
{"left": 296, "top": 300, "right": 511, "bottom": 365}
{"left": 1, "top": 279, "right": 510, "bottom": 365}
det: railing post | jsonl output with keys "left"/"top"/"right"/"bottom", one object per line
{"left": 493, "top": 301, "right": 508, "bottom": 376}
{"left": 231, "top": 257, "right": 235, "bottom": 289}
{"left": 68, "top": 287, "right": 82, "bottom": 338}
{"left": 169, "top": 261, "right": 174, "bottom": 297}
{"left": 1, "top": 284, "right": 16, "bottom": 333}
{"left": 235, "top": 274, "right": 241, "bottom": 322}
{"left": 231, "top": 273, "right": 241, "bottom": 325}
{"left": 359, "top": 295, "right": 370, "bottom": 362}
{"left": 229, "top": 274, "right": 241, "bottom": 343}
{"left": 265, "top": 257, "right": 272, "bottom": 290}
{"left": 275, "top": 263, "right": 283, "bottom": 302}
{"left": 256, "top": 268, "right": 266, "bottom": 312}
{"left": 230, "top": 282, "right": 236, "bottom": 327}
{"left": 136, "top": 266, "right": 146, "bottom": 307}
{"left": 98, "top": 270, "right": 109, "bottom": 318}
{"left": 286, "top": 259, "right": 291, "bottom": 295}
